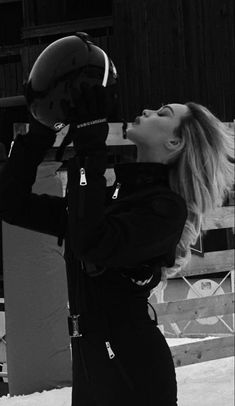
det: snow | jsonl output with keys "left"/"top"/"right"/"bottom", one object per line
{"left": 0, "top": 338, "right": 234, "bottom": 406}
{"left": 0, "top": 388, "right": 71, "bottom": 406}
{"left": 176, "top": 357, "right": 234, "bottom": 406}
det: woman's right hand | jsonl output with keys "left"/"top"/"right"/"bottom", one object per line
{"left": 28, "top": 114, "right": 56, "bottom": 148}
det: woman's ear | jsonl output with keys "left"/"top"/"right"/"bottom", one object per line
{"left": 165, "top": 136, "right": 182, "bottom": 151}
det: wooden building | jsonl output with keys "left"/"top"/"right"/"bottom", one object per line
{"left": 0, "top": 0, "right": 234, "bottom": 119}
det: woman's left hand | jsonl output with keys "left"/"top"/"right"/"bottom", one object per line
{"left": 69, "top": 121, "right": 109, "bottom": 155}
{"left": 68, "top": 83, "right": 109, "bottom": 154}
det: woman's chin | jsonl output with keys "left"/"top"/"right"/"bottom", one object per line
{"left": 126, "top": 125, "right": 136, "bottom": 141}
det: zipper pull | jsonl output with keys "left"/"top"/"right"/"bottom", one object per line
{"left": 80, "top": 167, "right": 87, "bottom": 186}
{"left": 8, "top": 140, "right": 15, "bottom": 158}
{"left": 112, "top": 182, "right": 121, "bottom": 199}
{"left": 105, "top": 341, "right": 115, "bottom": 359}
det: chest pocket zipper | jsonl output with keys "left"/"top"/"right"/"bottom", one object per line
{"left": 80, "top": 167, "right": 87, "bottom": 186}
{"left": 105, "top": 341, "right": 115, "bottom": 359}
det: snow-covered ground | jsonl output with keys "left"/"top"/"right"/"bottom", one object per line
{"left": 0, "top": 338, "right": 234, "bottom": 406}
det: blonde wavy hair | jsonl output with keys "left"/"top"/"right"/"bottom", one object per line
{"left": 162, "top": 102, "right": 234, "bottom": 279}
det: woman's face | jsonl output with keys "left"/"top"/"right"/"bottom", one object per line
{"left": 126, "top": 103, "right": 189, "bottom": 148}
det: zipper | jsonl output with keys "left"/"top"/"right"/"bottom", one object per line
{"left": 105, "top": 341, "right": 115, "bottom": 359}
{"left": 8, "top": 140, "right": 15, "bottom": 158}
{"left": 80, "top": 167, "right": 87, "bottom": 186}
{"left": 112, "top": 182, "right": 121, "bottom": 199}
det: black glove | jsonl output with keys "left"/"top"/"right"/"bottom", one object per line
{"left": 28, "top": 114, "right": 56, "bottom": 149}
{"left": 68, "top": 121, "right": 109, "bottom": 155}
{"left": 67, "top": 83, "right": 109, "bottom": 154}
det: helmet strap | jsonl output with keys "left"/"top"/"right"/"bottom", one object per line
{"left": 76, "top": 118, "right": 107, "bottom": 129}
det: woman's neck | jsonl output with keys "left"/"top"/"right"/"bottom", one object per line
{"left": 136, "top": 145, "right": 167, "bottom": 163}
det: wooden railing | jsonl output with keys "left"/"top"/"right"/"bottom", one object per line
{"left": 0, "top": 336, "right": 7, "bottom": 378}
{"left": 171, "top": 335, "right": 234, "bottom": 367}
{"left": 22, "top": 16, "right": 113, "bottom": 39}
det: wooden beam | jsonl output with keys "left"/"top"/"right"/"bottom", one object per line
{"left": 54, "top": 123, "right": 134, "bottom": 147}
{"left": 106, "top": 123, "right": 134, "bottom": 146}
{"left": 55, "top": 122, "right": 233, "bottom": 147}
{"left": 0, "top": 95, "right": 25, "bottom": 107}
{"left": 0, "top": 340, "right": 6, "bottom": 363}
{"left": 171, "top": 335, "right": 234, "bottom": 367}
{"left": 178, "top": 250, "right": 234, "bottom": 278}
{"left": 0, "top": 372, "right": 7, "bottom": 378}
{"left": 22, "top": 16, "right": 113, "bottom": 39}
{"left": 153, "top": 292, "right": 235, "bottom": 324}
{"left": 0, "top": 0, "right": 21, "bottom": 3}
{"left": 0, "top": 44, "right": 22, "bottom": 58}
{"left": 202, "top": 206, "right": 235, "bottom": 230}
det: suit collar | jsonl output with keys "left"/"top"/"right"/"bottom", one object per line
{"left": 114, "top": 162, "right": 169, "bottom": 187}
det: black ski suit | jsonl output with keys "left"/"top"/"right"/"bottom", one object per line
{"left": 0, "top": 124, "right": 187, "bottom": 406}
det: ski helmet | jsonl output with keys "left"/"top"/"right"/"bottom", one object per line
{"left": 25, "top": 33, "right": 118, "bottom": 131}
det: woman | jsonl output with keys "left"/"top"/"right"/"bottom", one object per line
{"left": 129, "top": 103, "right": 234, "bottom": 279}
{"left": 0, "top": 98, "right": 233, "bottom": 405}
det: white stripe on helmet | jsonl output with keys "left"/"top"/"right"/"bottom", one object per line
{"left": 101, "top": 49, "right": 109, "bottom": 87}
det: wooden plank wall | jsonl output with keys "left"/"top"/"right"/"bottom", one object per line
{"left": 0, "top": 59, "right": 23, "bottom": 97}
{"left": 0, "top": 0, "right": 234, "bottom": 121}
{"left": 22, "top": 0, "right": 112, "bottom": 26}
{"left": 112, "top": 0, "right": 235, "bottom": 121}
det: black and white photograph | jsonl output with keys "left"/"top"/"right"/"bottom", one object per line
{"left": 0, "top": 1, "right": 234, "bottom": 405}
